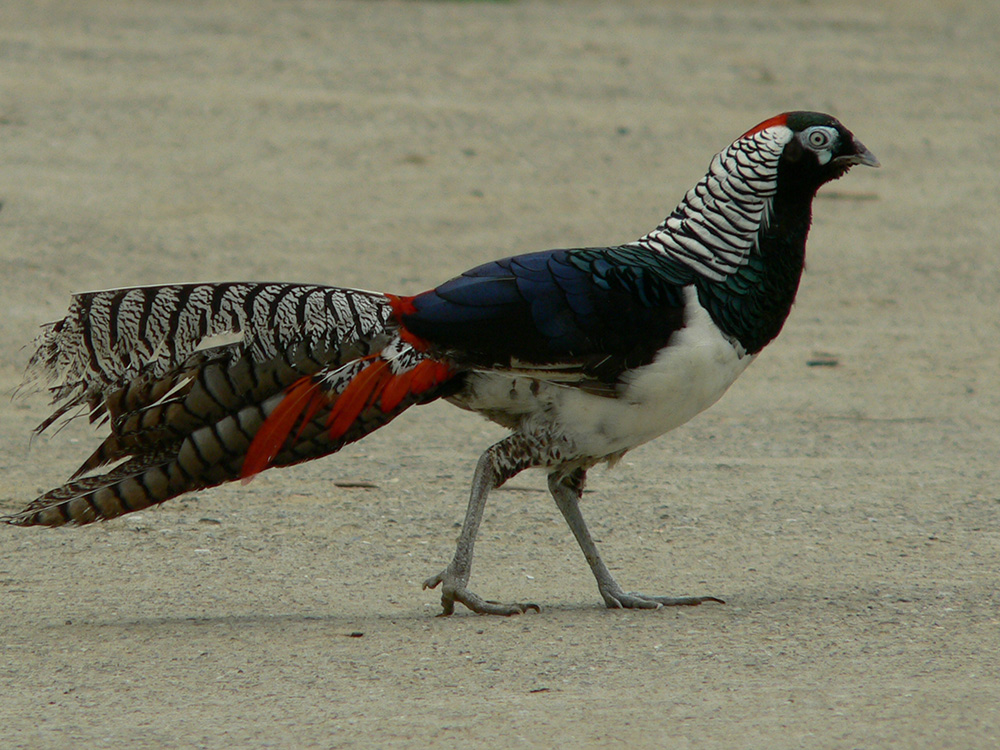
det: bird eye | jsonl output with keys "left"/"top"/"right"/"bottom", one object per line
{"left": 806, "top": 128, "right": 833, "bottom": 149}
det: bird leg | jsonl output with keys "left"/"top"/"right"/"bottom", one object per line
{"left": 423, "top": 437, "right": 540, "bottom": 616}
{"left": 548, "top": 469, "right": 724, "bottom": 610}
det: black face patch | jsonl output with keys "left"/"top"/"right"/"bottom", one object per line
{"left": 783, "top": 136, "right": 806, "bottom": 164}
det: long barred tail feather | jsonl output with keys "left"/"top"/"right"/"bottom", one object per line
{"left": 3, "top": 361, "right": 455, "bottom": 527}
{"left": 20, "top": 282, "right": 395, "bottom": 434}
{"left": 7, "top": 446, "right": 194, "bottom": 527}
{"left": 5, "top": 280, "right": 458, "bottom": 527}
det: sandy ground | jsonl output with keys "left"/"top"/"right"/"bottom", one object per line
{"left": 1, "top": 1, "right": 998, "bottom": 747}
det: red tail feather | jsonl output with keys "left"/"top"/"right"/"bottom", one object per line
{"left": 326, "top": 359, "right": 392, "bottom": 438}
{"left": 325, "top": 358, "right": 454, "bottom": 438}
{"left": 378, "top": 359, "right": 453, "bottom": 413}
{"left": 242, "top": 355, "right": 455, "bottom": 479}
{"left": 241, "top": 376, "right": 326, "bottom": 479}
{"left": 386, "top": 293, "right": 431, "bottom": 350}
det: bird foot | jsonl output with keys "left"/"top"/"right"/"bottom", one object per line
{"left": 600, "top": 586, "right": 725, "bottom": 610}
{"left": 422, "top": 569, "right": 540, "bottom": 617}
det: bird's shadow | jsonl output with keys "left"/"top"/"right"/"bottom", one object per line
{"left": 49, "top": 596, "right": 735, "bottom": 636}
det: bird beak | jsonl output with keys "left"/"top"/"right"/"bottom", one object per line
{"left": 835, "top": 137, "right": 880, "bottom": 168}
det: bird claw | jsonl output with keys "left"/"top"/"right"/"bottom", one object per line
{"left": 601, "top": 588, "right": 725, "bottom": 610}
{"left": 423, "top": 569, "right": 540, "bottom": 616}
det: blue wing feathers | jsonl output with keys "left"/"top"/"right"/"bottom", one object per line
{"left": 402, "top": 247, "right": 690, "bottom": 381}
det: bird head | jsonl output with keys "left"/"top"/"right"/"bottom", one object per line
{"left": 742, "top": 111, "right": 879, "bottom": 191}
{"left": 635, "top": 110, "right": 877, "bottom": 283}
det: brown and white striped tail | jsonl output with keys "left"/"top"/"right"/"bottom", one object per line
{"left": 7, "top": 447, "right": 199, "bottom": 526}
{"left": 5, "top": 280, "right": 454, "bottom": 527}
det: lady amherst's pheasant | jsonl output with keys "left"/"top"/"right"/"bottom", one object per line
{"left": 6, "top": 111, "right": 878, "bottom": 615}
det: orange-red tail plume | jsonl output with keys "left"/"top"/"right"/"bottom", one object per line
{"left": 241, "top": 376, "right": 327, "bottom": 479}
{"left": 241, "top": 355, "right": 454, "bottom": 480}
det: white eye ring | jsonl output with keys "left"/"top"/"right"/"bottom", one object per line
{"left": 807, "top": 128, "right": 833, "bottom": 149}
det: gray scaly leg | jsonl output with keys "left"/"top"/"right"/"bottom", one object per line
{"left": 423, "top": 437, "right": 540, "bottom": 616}
{"left": 548, "top": 469, "right": 724, "bottom": 609}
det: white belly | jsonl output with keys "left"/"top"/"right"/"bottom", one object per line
{"left": 456, "top": 287, "right": 755, "bottom": 461}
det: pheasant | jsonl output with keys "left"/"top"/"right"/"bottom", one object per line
{"left": 5, "top": 111, "right": 878, "bottom": 615}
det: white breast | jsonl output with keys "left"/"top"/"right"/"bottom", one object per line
{"left": 456, "top": 287, "right": 756, "bottom": 462}
{"left": 555, "top": 286, "right": 753, "bottom": 457}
